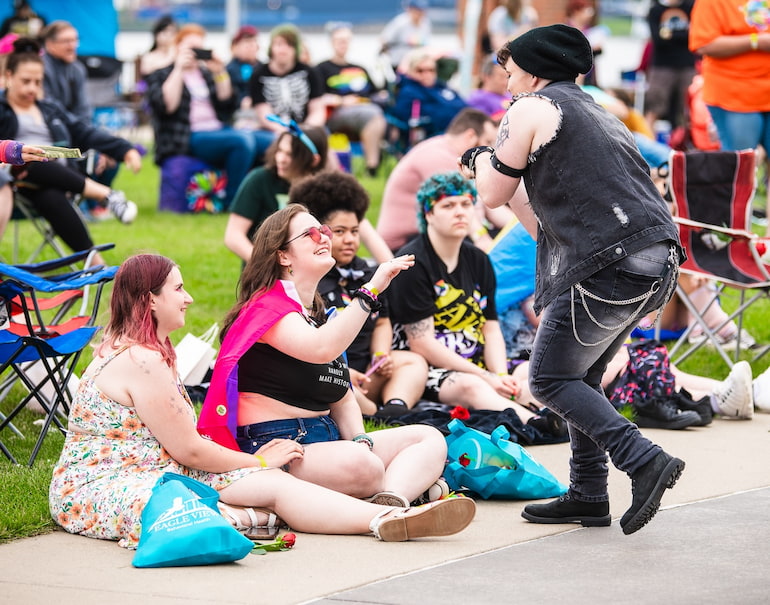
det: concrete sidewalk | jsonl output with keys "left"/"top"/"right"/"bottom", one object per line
{"left": 1, "top": 413, "right": 769, "bottom": 605}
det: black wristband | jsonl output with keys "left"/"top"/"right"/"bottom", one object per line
{"left": 353, "top": 288, "right": 382, "bottom": 313}
{"left": 460, "top": 145, "right": 494, "bottom": 174}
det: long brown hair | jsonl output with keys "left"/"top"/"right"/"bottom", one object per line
{"left": 97, "top": 254, "right": 177, "bottom": 366}
{"left": 221, "top": 205, "right": 324, "bottom": 340}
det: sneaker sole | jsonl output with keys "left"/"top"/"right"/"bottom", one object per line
{"left": 621, "top": 457, "right": 685, "bottom": 536}
{"left": 377, "top": 498, "right": 476, "bottom": 542}
{"left": 368, "top": 492, "right": 410, "bottom": 508}
{"left": 521, "top": 509, "right": 611, "bottom": 527}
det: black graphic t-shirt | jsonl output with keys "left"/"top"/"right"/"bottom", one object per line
{"left": 388, "top": 234, "right": 498, "bottom": 367}
{"left": 249, "top": 62, "right": 324, "bottom": 123}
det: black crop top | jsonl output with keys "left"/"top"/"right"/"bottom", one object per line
{"left": 237, "top": 342, "right": 351, "bottom": 411}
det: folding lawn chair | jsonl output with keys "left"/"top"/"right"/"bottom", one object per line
{"left": 0, "top": 246, "right": 117, "bottom": 466}
{"left": 665, "top": 148, "right": 770, "bottom": 368}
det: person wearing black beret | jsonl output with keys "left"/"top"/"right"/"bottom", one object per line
{"left": 459, "top": 24, "right": 686, "bottom": 536}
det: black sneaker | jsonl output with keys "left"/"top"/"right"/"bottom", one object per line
{"left": 633, "top": 398, "right": 701, "bottom": 430}
{"left": 673, "top": 390, "right": 713, "bottom": 427}
{"left": 522, "top": 492, "right": 611, "bottom": 527}
{"left": 620, "top": 451, "right": 685, "bottom": 535}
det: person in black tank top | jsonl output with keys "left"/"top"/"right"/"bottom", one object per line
{"left": 213, "top": 204, "right": 451, "bottom": 507}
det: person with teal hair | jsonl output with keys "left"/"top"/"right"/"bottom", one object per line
{"left": 386, "top": 171, "right": 568, "bottom": 442}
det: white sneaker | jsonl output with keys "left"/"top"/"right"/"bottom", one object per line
{"left": 105, "top": 190, "right": 138, "bottom": 224}
{"left": 752, "top": 368, "right": 770, "bottom": 413}
{"left": 713, "top": 360, "right": 754, "bottom": 419}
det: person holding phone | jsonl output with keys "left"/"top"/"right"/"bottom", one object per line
{"left": 296, "top": 172, "right": 429, "bottom": 418}
{"left": 145, "top": 23, "right": 266, "bottom": 208}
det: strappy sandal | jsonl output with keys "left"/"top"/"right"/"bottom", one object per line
{"left": 369, "top": 497, "right": 476, "bottom": 542}
{"left": 219, "top": 503, "right": 287, "bottom": 541}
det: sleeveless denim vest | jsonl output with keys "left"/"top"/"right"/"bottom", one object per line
{"left": 518, "top": 81, "right": 681, "bottom": 314}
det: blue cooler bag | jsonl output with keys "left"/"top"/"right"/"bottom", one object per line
{"left": 444, "top": 419, "right": 567, "bottom": 500}
{"left": 132, "top": 472, "right": 254, "bottom": 568}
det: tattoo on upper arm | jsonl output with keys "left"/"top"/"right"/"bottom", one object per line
{"left": 496, "top": 114, "right": 510, "bottom": 148}
{"left": 405, "top": 318, "right": 432, "bottom": 340}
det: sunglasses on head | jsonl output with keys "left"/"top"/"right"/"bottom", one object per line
{"left": 284, "top": 224, "right": 332, "bottom": 246}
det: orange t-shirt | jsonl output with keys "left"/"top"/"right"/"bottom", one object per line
{"left": 689, "top": 0, "right": 770, "bottom": 112}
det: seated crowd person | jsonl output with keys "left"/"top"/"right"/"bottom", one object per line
{"left": 466, "top": 54, "right": 511, "bottom": 121}
{"left": 379, "top": 0, "right": 432, "bottom": 72}
{"left": 295, "top": 171, "right": 429, "bottom": 418}
{"left": 249, "top": 23, "right": 326, "bottom": 134}
{"left": 226, "top": 25, "right": 260, "bottom": 108}
{"left": 388, "top": 48, "right": 468, "bottom": 142}
{"left": 144, "top": 23, "right": 262, "bottom": 208}
{"left": 223, "top": 122, "right": 329, "bottom": 262}
{"left": 386, "top": 172, "right": 566, "bottom": 438}
{"left": 316, "top": 22, "right": 387, "bottom": 177}
{"left": 0, "top": 39, "right": 141, "bottom": 265}
{"left": 199, "top": 205, "right": 449, "bottom": 509}
{"left": 50, "top": 254, "right": 475, "bottom": 548}
{"left": 224, "top": 120, "right": 393, "bottom": 265}
{"left": 41, "top": 21, "right": 90, "bottom": 123}
{"left": 377, "top": 108, "right": 514, "bottom": 252}
{"left": 139, "top": 14, "right": 177, "bottom": 77}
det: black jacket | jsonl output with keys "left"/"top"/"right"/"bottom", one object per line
{"left": 0, "top": 92, "right": 134, "bottom": 162}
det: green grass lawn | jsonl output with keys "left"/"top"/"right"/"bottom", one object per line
{"left": 1, "top": 149, "right": 769, "bottom": 544}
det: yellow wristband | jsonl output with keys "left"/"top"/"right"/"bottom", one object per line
{"left": 214, "top": 72, "right": 229, "bottom": 83}
{"left": 363, "top": 283, "right": 379, "bottom": 296}
{"left": 750, "top": 33, "right": 759, "bottom": 51}
{"left": 254, "top": 454, "right": 267, "bottom": 468}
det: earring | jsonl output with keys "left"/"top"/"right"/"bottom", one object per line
{"left": 288, "top": 266, "right": 294, "bottom": 275}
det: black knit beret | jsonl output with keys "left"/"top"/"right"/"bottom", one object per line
{"left": 504, "top": 24, "right": 593, "bottom": 82}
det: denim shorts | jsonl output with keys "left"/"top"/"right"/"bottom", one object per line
{"left": 235, "top": 415, "right": 341, "bottom": 454}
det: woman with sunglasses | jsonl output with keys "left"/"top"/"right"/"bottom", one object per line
{"left": 200, "top": 204, "right": 452, "bottom": 508}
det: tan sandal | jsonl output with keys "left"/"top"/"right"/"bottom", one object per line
{"left": 369, "top": 497, "right": 476, "bottom": 542}
{"left": 219, "top": 503, "right": 287, "bottom": 541}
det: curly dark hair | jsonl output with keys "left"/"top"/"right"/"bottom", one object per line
{"left": 289, "top": 171, "right": 369, "bottom": 223}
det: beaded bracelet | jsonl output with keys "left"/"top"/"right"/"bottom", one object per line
{"left": 352, "top": 433, "right": 374, "bottom": 451}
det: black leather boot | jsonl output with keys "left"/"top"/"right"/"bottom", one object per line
{"left": 621, "top": 451, "right": 685, "bottom": 535}
{"left": 522, "top": 492, "right": 611, "bottom": 527}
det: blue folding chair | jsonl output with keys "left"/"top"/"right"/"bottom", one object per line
{"left": 0, "top": 246, "right": 117, "bottom": 466}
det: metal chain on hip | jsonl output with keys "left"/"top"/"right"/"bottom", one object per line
{"left": 570, "top": 245, "right": 679, "bottom": 347}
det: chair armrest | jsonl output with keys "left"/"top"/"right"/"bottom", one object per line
{"left": 673, "top": 216, "right": 757, "bottom": 239}
{"left": 12, "top": 243, "right": 116, "bottom": 274}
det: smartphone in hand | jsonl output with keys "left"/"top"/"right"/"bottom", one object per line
{"left": 192, "top": 48, "right": 213, "bottom": 60}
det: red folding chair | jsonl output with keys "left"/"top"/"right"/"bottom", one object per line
{"left": 666, "top": 149, "right": 770, "bottom": 368}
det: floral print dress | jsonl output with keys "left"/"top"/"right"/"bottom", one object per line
{"left": 49, "top": 345, "right": 260, "bottom": 549}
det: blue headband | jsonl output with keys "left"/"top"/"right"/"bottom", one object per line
{"left": 266, "top": 114, "right": 319, "bottom": 156}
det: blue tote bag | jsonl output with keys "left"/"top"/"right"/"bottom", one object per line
{"left": 444, "top": 419, "right": 567, "bottom": 500}
{"left": 132, "top": 472, "right": 254, "bottom": 568}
